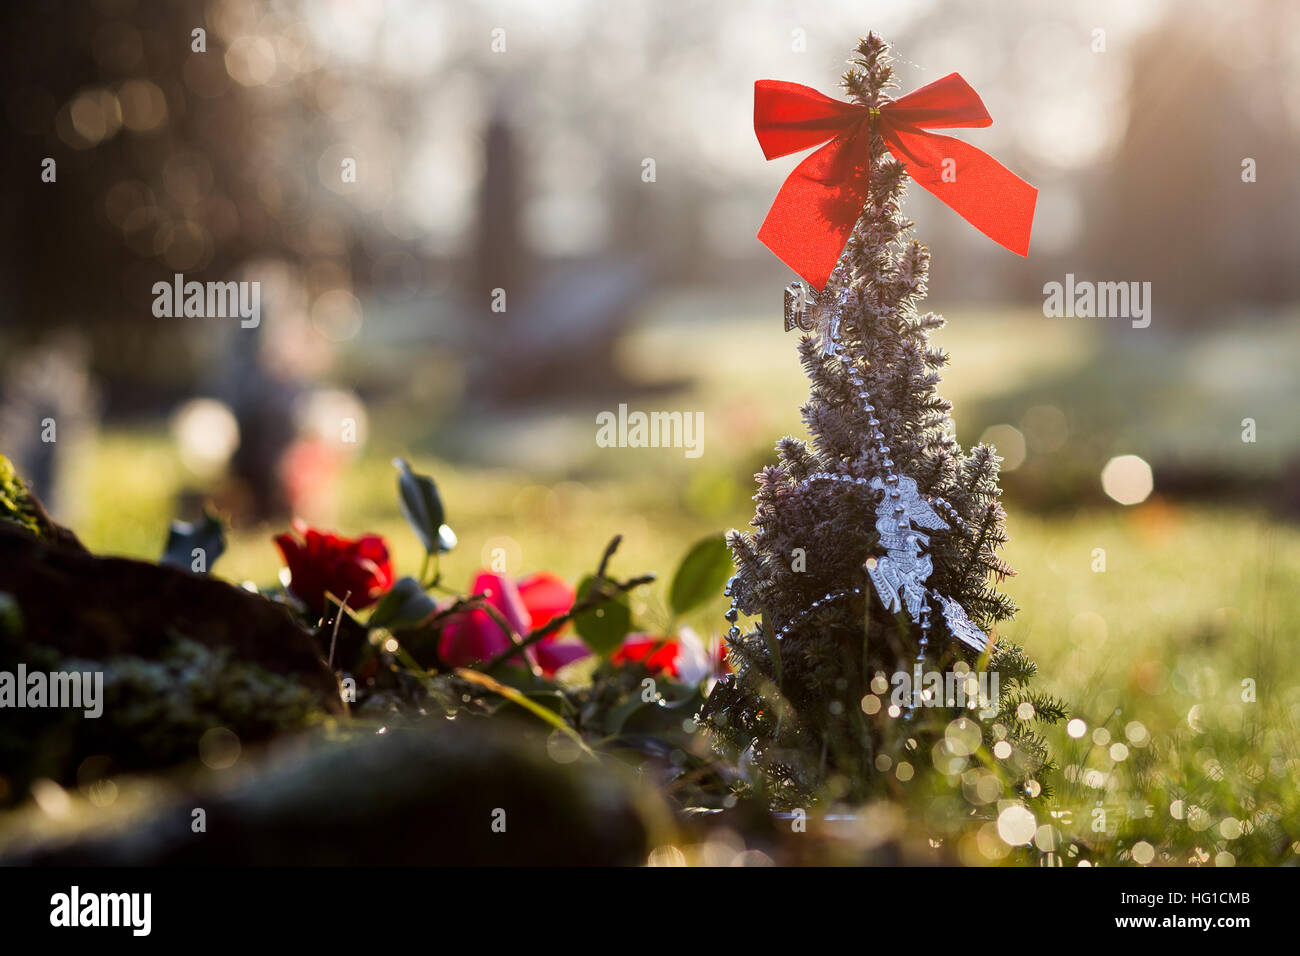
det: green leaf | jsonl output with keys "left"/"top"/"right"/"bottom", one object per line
{"left": 457, "top": 668, "right": 594, "bottom": 759}
{"left": 602, "top": 692, "right": 652, "bottom": 736}
{"left": 369, "top": 575, "right": 438, "bottom": 631}
{"left": 573, "top": 575, "right": 630, "bottom": 656}
{"left": 393, "top": 458, "right": 454, "bottom": 555}
{"left": 669, "top": 533, "right": 733, "bottom": 617}
{"left": 161, "top": 508, "right": 225, "bottom": 573}
{"left": 0, "top": 592, "right": 22, "bottom": 638}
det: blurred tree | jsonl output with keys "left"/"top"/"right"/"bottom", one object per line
{"left": 0, "top": 0, "right": 365, "bottom": 407}
{"left": 1088, "top": 9, "right": 1300, "bottom": 320}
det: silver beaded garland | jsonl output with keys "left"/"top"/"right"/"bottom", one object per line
{"left": 772, "top": 587, "right": 864, "bottom": 641}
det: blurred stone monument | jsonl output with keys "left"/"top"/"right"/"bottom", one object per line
{"left": 0, "top": 335, "right": 100, "bottom": 522}
{"left": 467, "top": 106, "right": 652, "bottom": 402}
{"left": 218, "top": 320, "right": 300, "bottom": 522}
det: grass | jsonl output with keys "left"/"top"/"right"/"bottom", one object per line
{"left": 995, "top": 504, "right": 1300, "bottom": 865}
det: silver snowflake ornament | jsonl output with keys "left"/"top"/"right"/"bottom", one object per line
{"left": 866, "top": 549, "right": 932, "bottom": 620}
{"left": 783, "top": 282, "right": 818, "bottom": 333}
{"left": 864, "top": 475, "right": 948, "bottom": 622}
{"left": 869, "top": 475, "right": 948, "bottom": 544}
{"left": 935, "top": 592, "right": 989, "bottom": 653}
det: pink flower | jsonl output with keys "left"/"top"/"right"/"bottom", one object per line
{"left": 439, "top": 571, "right": 589, "bottom": 675}
{"left": 273, "top": 520, "right": 394, "bottom": 615}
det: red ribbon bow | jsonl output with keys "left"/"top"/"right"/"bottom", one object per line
{"left": 755, "top": 73, "right": 1037, "bottom": 290}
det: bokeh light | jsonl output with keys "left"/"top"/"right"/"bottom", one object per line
{"left": 1101, "top": 454, "right": 1154, "bottom": 505}
{"left": 979, "top": 424, "right": 1026, "bottom": 471}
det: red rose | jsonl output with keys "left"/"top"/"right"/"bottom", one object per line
{"left": 273, "top": 519, "right": 395, "bottom": 614}
{"left": 612, "top": 635, "right": 682, "bottom": 675}
{"left": 612, "top": 628, "right": 724, "bottom": 683}
{"left": 439, "top": 571, "right": 589, "bottom": 676}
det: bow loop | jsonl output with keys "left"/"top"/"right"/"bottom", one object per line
{"left": 753, "top": 80, "right": 866, "bottom": 160}
{"left": 884, "top": 72, "right": 992, "bottom": 130}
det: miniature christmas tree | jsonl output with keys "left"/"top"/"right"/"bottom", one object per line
{"left": 702, "top": 34, "right": 1061, "bottom": 806}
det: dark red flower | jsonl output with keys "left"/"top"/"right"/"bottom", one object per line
{"left": 612, "top": 635, "right": 682, "bottom": 675}
{"left": 273, "top": 519, "right": 395, "bottom": 615}
{"left": 439, "top": 571, "right": 588, "bottom": 676}
{"left": 612, "top": 628, "right": 726, "bottom": 683}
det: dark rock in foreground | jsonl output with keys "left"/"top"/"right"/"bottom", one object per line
{"left": 1, "top": 723, "right": 652, "bottom": 866}
{"left": 0, "top": 524, "right": 340, "bottom": 708}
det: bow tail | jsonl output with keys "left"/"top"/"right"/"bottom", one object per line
{"left": 757, "top": 132, "right": 872, "bottom": 291}
{"left": 884, "top": 127, "right": 1036, "bottom": 256}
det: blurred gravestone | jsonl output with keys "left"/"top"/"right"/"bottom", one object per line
{"left": 475, "top": 110, "right": 529, "bottom": 306}
{"left": 467, "top": 109, "right": 652, "bottom": 402}
{"left": 218, "top": 320, "right": 299, "bottom": 522}
{"left": 0, "top": 336, "right": 99, "bottom": 520}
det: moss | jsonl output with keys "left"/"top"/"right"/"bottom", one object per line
{"left": 85, "top": 637, "right": 326, "bottom": 762}
{"left": 0, "top": 633, "right": 328, "bottom": 805}
{"left": 0, "top": 455, "right": 42, "bottom": 538}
